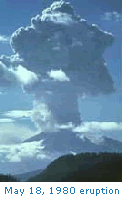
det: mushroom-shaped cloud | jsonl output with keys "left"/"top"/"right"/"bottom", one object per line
{"left": 1, "top": 1, "right": 115, "bottom": 129}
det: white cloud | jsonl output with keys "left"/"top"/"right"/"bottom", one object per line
{"left": 0, "top": 61, "right": 38, "bottom": 90}
{"left": 0, "top": 141, "right": 50, "bottom": 162}
{"left": 31, "top": 100, "right": 56, "bottom": 132}
{"left": 54, "top": 121, "right": 122, "bottom": 143}
{"left": 10, "top": 65, "right": 39, "bottom": 85}
{"left": 73, "top": 121, "right": 122, "bottom": 133}
{"left": 0, "top": 118, "right": 15, "bottom": 123}
{"left": 0, "top": 122, "right": 38, "bottom": 145}
{"left": 3, "top": 110, "right": 32, "bottom": 119}
{"left": 47, "top": 69, "right": 70, "bottom": 82}
{"left": 55, "top": 122, "right": 74, "bottom": 130}
{"left": 0, "top": 120, "right": 122, "bottom": 169}
{"left": 0, "top": 61, "right": 19, "bottom": 87}
{"left": 0, "top": 35, "right": 10, "bottom": 43}
{"left": 81, "top": 92, "right": 88, "bottom": 100}
{"left": 101, "top": 11, "right": 122, "bottom": 22}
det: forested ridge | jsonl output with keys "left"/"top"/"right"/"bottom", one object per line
{"left": 1, "top": 152, "right": 122, "bottom": 182}
{"left": 27, "top": 152, "right": 122, "bottom": 182}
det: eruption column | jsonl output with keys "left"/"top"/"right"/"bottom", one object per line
{"left": 0, "top": 0, "right": 115, "bottom": 131}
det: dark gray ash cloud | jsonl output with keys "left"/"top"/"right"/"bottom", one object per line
{"left": 0, "top": 1, "right": 115, "bottom": 130}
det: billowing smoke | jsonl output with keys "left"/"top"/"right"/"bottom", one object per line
{"left": 0, "top": 1, "right": 115, "bottom": 131}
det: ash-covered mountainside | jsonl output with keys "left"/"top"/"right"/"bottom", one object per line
{"left": 22, "top": 131, "right": 122, "bottom": 154}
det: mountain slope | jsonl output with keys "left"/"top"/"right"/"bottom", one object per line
{"left": 22, "top": 130, "right": 122, "bottom": 154}
{"left": 99, "top": 136, "right": 122, "bottom": 152}
{"left": 11, "top": 133, "right": 122, "bottom": 181}
{"left": 13, "top": 168, "right": 43, "bottom": 182}
{"left": 27, "top": 152, "right": 122, "bottom": 182}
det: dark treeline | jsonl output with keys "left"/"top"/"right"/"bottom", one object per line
{"left": 0, "top": 174, "right": 19, "bottom": 182}
{"left": 27, "top": 152, "right": 122, "bottom": 182}
{"left": 1, "top": 151, "right": 122, "bottom": 182}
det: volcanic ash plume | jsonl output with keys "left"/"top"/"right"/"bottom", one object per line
{"left": 1, "top": 1, "right": 115, "bottom": 130}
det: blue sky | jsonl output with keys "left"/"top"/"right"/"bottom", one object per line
{"left": 0, "top": 0, "right": 122, "bottom": 174}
